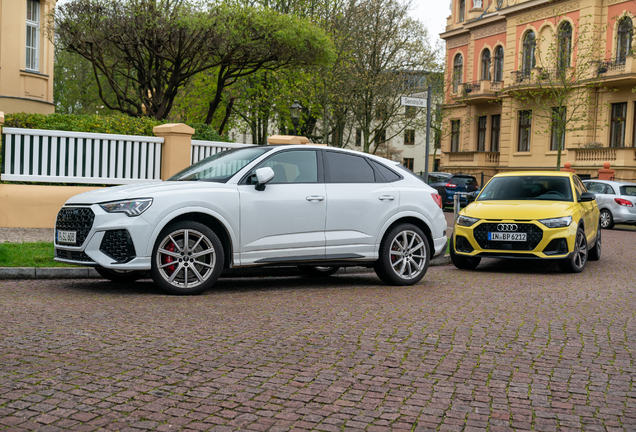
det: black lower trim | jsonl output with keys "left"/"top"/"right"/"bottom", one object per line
{"left": 255, "top": 253, "right": 365, "bottom": 264}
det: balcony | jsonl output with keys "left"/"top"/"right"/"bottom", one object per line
{"left": 457, "top": 80, "right": 503, "bottom": 104}
{"left": 569, "top": 147, "right": 636, "bottom": 165}
{"left": 445, "top": 151, "right": 500, "bottom": 166}
{"left": 595, "top": 55, "right": 636, "bottom": 85}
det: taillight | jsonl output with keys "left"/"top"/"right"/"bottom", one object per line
{"left": 615, "top": 198, "right": 634, "bottom": 207}
{"left": 432, "top": 193, "right": 442, "bottom": 208}
{"left": 446, "top": 183, "right": 457, "bottom": 189}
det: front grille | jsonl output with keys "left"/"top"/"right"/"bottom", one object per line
{"left": 56, "top": 249, "right": 94, "bottom": 262}
{"left": 473, "top": 223, "right": 543, "bottom": 251}
{"left": 55, "top": 207, "right": 95, "bottom": 246}
{"left": 100, "top": 230, "right": 136, "bottom": 262}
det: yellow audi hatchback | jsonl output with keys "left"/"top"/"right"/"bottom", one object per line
{"left": 450, "top": 171, "right": 600, "bottom": 273}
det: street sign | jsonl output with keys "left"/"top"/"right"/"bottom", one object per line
{"left": 401, "top": 96, "right": 427, "bottom": 108}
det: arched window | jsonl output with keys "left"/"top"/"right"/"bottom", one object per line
{"left": 493, "top": 46, "right": 504, "bottom": 82}
{"left": 453, "top": 54, "right": 463, "bottom": 92}
{"left": 558, "top": 21, "right": 572, "bottom": 70}
{"left": 617, "top": 17, "right": 633, "bottom": 64}
{"left": 481, "top": 49, "right": 491, "bottom": 80}
{"left": 459, "top": 0, "right": 465, "bottom": 23}
{"left": 497, "top": 0, "right": 503, "bottom": 7}
{"left": 522, "top": 31, "right": 536, "bottom": 75}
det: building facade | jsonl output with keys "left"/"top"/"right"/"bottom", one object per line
{"left": 440, "top": 0, "right": 636, "bottom": 181}
{"left": 0, "top": 0, "right": 55, "bottom": 114}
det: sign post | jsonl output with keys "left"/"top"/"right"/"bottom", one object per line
{"left": 425, "top": 85, "right": 431, "bottom": 184}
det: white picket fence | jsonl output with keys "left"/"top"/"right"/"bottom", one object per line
{"left": 191, "top": 140, "right": 252, "bottom": 164}
{"left": 1, "top": 127, "right": 253, "bottom": 185}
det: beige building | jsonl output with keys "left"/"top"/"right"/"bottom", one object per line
{"left": 440, "top": 0, "right": 636, "bottom": 181}
{"left": 0, "top": 0, "right": 55, "bottom": 114}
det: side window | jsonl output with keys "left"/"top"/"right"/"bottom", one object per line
{"left": 604, "top": 184, "right": 616, "bottom": 195}
{"left": 369, "top": 160, "right": 402, "bottom": 182}
{"left": 573, "top": 176, "right": 585, "bottom": 200}
{"left": 252, "top": 150, "right": 318, "bottom": 184}
{"left": 325, "top": 151, "right": 375, "bottom": 183}
{"left": 585, "top": 182, "right": 603, "bottom": 194}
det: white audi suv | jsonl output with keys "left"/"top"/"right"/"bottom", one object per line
{"left": 54, "top": 145, "right": 447, "bottom": 294}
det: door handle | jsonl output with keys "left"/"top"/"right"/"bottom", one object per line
{"left": 306, "top": 195, "right": 325, "bottom": 201}
{"left": 378, "top": 195, "right": 395, "bottom": 201}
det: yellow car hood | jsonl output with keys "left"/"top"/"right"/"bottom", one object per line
{"left": 462, "top": 200, "right": 576, "bottom": 220}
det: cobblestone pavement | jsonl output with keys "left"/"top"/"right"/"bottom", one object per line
{"left": 1, "top": 229, "right": 636, "bottom": 431}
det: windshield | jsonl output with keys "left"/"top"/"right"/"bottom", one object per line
{"left": 477, "top": 176, "right": 573, "bottom": 202}
{"left": 168, "top": 147, "right": 271, "bottom": 182}
{"left": 451, "top": 176, "right": 478, "bottom": 187}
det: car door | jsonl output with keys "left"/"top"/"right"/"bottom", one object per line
{"left": 237, "top": 149, "right": 326, "bottom": 265}
{"left": 323, "top": 150, "right": 399, "bottom": 259}
{"left": 584, "top": 181, "right": 608, "bottom": 208}
{"left": 574, "top": 176, "right": 596, "bottom": 241}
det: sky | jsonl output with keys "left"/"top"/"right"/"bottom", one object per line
{"left": 410, "top": 0, "right": 451, "bottom": 44}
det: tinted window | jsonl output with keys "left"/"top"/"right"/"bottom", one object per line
{"left": 620, "top": 185, "right": 636, "bottom": 196}
{"left": 325, "top": 151, "right": 375, "bottom": 183}
{"left": 250, "top": 150, "right": 318, "bottom": 184}
{"left": 605, "top": 184, "right": 616, "bottom": 195}
{"left": 478, "top": 176, "right": 573, "bottom": 201}
{"left": 585, "top": 182, "right": 605, "bottom": 194}
{"left": 369, "top": 160, "right": 401, "bottom": 182}
{"left": 451, "top": 176, "right": 479, "bottom": 187}
{"left": 428, "top": 174, "right": 450, "bottom": 184}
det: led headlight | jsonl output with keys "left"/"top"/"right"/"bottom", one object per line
{"left": 100, "top": 198, "right": 153, "bottom": 217}
{"left": 539, "top": 216, "right": 572, "bottom": 228}
{"left": 457, "top": 215, "right": 479, "bottom": 227}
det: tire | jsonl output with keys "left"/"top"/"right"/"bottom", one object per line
{"left": 374, "top": 223, "right": 430, "bottom": 286}
{"left": 95, "top": 267, "right": 147, "bottom": 283}
{"left": 449, "top": 236, "right": 481, "bottom": 270}
{"left": 150, "top": 221, "right": 224, "bottom": 295}
{"left": 558, "top": 227, "right": 588, "bottom": 273}
{"left": 588, "top": 222, "right": 601, "bottom": 261}
{"left": 600, "top": 209, "right": 614, "bottom": 229}
{"left": 298, "top": 266, "right": 340, "bottom": 277}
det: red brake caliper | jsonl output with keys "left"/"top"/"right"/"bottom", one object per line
{"left": 163, "top": 241, "right": 176, "bottom": 275}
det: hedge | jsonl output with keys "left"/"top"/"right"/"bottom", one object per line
{"left": 3, "top": 113, "right": 229, "bottom": 142}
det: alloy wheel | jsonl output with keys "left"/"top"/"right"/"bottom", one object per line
{"left": 573, "top": 230, "right": 587, "bottom": 269}
{"left": 389, "top": 230, "right": 427, "bottom": 279}
{"left": 156, "top": 229, "right": 216, "bottom": 290}
{"left": 600, "top": 211, "right": 611, "bottom": 228}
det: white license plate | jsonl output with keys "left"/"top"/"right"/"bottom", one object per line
{"left": 57, "top": 230, "right": 77, "bottom": 244}
{"left": 488, "top": 232, "right": 527, "bottom": 241}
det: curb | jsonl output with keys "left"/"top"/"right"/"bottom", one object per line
{"left": 0, "top": 255, "right": 451, "bottom": 280}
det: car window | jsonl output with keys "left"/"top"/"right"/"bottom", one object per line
{"left": 573, "top": 176, "right": 585, "bottom": 200}
{"left": 325, "top": 151, "right": 375, "bottom": 183}
{"left": 585, "top": 182, "right": 605, "bottom": 194}
{"left": 620, "top": 185, "right": 636, "bottom": 196}
{"left": 369, "top": 160, "right": 402, "bottom": 182}
{"left": 451, "top": 176, "right": 478, "bottom": 187}
{"left": 169, "top": 147, "right": 272, "bottom": 182}
{"left": 604, "top": 184, "right": 616, "bottom": 195}
{"left": 428, "top": 174, "right": 445, "bottom": 183}
{"left": 252, "top": 150, "right": 318, "bottom": 184}
{"left": 477, "top": 176, "right": 573, "bottom": 201}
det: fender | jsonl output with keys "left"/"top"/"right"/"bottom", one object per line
{"left": 144, "top": 206, "right": 239, "bottom": 261}
{"left": 375, "top": 210, "right": 436, "bottom": 245}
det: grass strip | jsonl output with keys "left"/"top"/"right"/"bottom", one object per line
{"left": 0, "top": 242, "right": 77, "bottom": 267}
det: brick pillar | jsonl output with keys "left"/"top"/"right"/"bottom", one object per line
{"left": 153, "top": 123, "right": 195, "bottom": 180}
{"left": 561, "top": 162, "right": 575, "bottom": 173}
{"left": 598, "top": 162, "right": 615, "bottom": 180}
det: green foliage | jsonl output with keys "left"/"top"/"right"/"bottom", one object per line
{"left": 190, "top": 124, "right": 229, "bottom": 141}
{"left": 0, "top": 242, "right": 76, "bottom": 268}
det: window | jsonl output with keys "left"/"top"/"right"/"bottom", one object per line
{"left": 605, "top": 184, "right": 616, "bottom": 195}
{"left": 558, "top": 21, "right": 572, "bottom": 70}
{"left": 610, "top": 102, "right": 627, "bottom": 147}
{"left": 375, "top": 103, "right": 388, "bottom": 121}
{"left": 325, "top": 151, "right": 375, "bottom": 183}
{"left": 451, "top": 120, "right": 460, "bottom": 152}
{"left": 522, "top": 31, "right": 536, "bottom": 76}
{"left": 573, "top": 176, "right": 585, "bottom": 201}
{"left": 405, "top": 106, "right": 416, "bottom": 118}
{"left": 374, "top": 129, "right": 386, "bottom": 147}
{"left": 620, "top": 185, "right": 636, "bottom": 196}
{"left": 403, "top": 158, "right": 414, "bottom": 171}
{"left": 458, "top": 0, "right": 465, "bottom": 22}
{"left": 404, "top": 129, "right": 415, "bottom": 146}
{"left": 617, "top": 17, "right": 633, "bottom": 64}
{"left": 355, "top": 128, "right": 362, "bottom": 146}
{"left": 550, "top": 107, "right": 567, "bottom": 151}
{"left": 585, "top": 182, "right": 605, "bottom": 194}
{"left": 497, "top": 0, "right": 503, "bottom": 7}
{"left": 481, "top": 49, "right": 491, "bottom": 80}
{"left": 453, "top": 54, "right": 463, "bottom": 92}
{"left": 369, "top": 160, "right": 402, "bottom": 182}
{"left": 26, "top": 0, "right": 40, "bottom": 71}
{"left": 517, "top": 110, "right": 532, "bottom": 152}
{"left": 477, "top": 116, "right": 487, "bottom": 151}
{"left": 255, "top": 150, "right": 318, "bottom": 184}
{"left": 493, "top": 46, "right": 504, "bottom": 82}
{"left": 490, "top": 114, "right": 501, "bottom": 152}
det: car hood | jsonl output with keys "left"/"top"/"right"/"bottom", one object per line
{"left": 66, "top": 181, "right": 230, "bottom": 204}
{"left": 461, "top": 200, "right": 577, "bottom": 220}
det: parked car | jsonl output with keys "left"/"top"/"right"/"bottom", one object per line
{"left": 582, "top": 179, "right": 636, "bottom": 229}
{"left": 427, "top": 172, "right": 480, "bottom": 208}
{"left": 450, "top": 171, "right": 600, "bottom": 273}
{"left": 54, "top": 145, "right": 448, "bottom": 295}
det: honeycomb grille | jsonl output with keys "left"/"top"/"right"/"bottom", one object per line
{"left": 473, "top": 223, "right": 543, "bottom": 251}
{"left": 100, "top": 230, "right": 136, "bottom": 262}
{"left": 55, "top": 207, "right": 95, "bottom": 246}
{"left": 56, "top": 249, "right": 94, "bottom": 262}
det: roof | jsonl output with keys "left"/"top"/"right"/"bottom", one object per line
{"left": 494, "top": 171, "right": 574, "bottom": 177}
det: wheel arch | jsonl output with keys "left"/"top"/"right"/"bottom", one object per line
{"left": 380, "top": 216, "right": 435, "bottom": 258}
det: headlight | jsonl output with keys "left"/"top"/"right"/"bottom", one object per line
{"left": 100, "top": 198, "right": 153, "bottom": 217}
{"left": 539, "top": 216, "right": 572, "bottom": 228}
{"left": 457, "top": 215, "right": 479, "bottom": 227}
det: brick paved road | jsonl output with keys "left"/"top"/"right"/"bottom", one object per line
{"left": 1, "top": 229, "right": 636, "bottom": 431}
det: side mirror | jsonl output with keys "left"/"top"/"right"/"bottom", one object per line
{"left": 580, "top": 192, "right": 596, "bottom": 202}
{"left": 254, "top": 167, "right": 275, "bottom": 191}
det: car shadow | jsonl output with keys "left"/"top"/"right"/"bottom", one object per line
{"left": 466, "top": 257, "right": 564, "bottom": 274}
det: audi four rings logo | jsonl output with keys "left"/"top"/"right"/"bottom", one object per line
{"left": 497, "top": 223, "right": 518, "bottom": 232}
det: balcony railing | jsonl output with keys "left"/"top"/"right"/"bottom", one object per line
{"left": 570, "top": 147, "right": 636, "bottom": 164}
{"left": 490, "top": 81, "right": 503, "bottom": 92}
{"left": 596, "top": 58, "right": 626, "bottom": 75}
{"left": 462, "top": 81, "right": 481, "bottom": 95}
{"left": 446, "top": 151, "right": 500, "bottom": 166}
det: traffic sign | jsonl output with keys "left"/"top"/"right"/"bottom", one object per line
{"left": 401, "top": 96, "right": 427, "bottom": 108}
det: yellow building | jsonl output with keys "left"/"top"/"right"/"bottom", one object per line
{"left": 440, "top": 0, "right": 636, "bottom": 181}
{"left": 0, "top": 0, "right": 55, "bottom": 114}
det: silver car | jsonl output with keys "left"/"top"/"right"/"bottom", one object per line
{"left": 583, "top": 179, "right": 636, "bottom": 228}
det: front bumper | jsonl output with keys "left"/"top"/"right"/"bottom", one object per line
{"left": 453, "top": 219, "right": 577, "bottom": 259}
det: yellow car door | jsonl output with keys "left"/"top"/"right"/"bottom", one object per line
{"left": 573, "top": 176, "right": 597, "bottom": 242}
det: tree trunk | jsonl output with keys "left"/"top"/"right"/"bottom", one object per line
{"left": 217, "top": 97, "right": 235, "bottom": 136}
